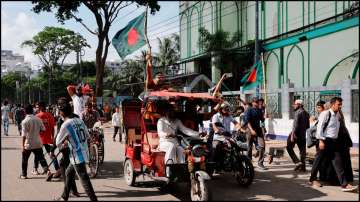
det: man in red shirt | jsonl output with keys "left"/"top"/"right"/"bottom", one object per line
{"left": 33, "top": 101, "right": 61, "bottom": 178}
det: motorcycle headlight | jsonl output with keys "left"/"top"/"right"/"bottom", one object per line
{"left": 192, "top": 145, "right": 206, "bottom": 157}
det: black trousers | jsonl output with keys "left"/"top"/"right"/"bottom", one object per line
{"left": 113, "top": 126, "right": 121, "bottom": 141}
{"left": 61, "top": 162, "right": 97, "bottom": 201}
{"left": 34, "top": 144, "right": 60, "bottom": 170}
{"left": 246, "top": 132, "right": 265, "bottom": 164}
{"left": 286, "top": 135, "right": 306, "bottom": 166}
{"left": 309, "top": 138, "right": 348, "bottom": 187}
{"left": 22, "top": 148, "right": 48, "bottom": 176}
{"left": 59, "top": 148, "right": 78, "bottom": 194}
{"left": 16, "top": 120, "right": 22, "bottom": 135}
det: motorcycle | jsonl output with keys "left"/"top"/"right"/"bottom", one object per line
{"left": 212, "top": 130, "right": 254, "bottom": 187}
{"left": 177, "top": 134, "right": 214, "bottom": 201}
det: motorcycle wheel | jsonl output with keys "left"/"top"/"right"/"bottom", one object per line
{"left": 124, "top": 159, "right": 136, "bottom": 186}
{"left": 190, "top": 175, "right": 211, "bottom": 201}
{"left": 98, "top": 139, "right": 105, "bottom": 164}
{"left": 235, "top": 156, "right": 254, "bottom": 187}
{"left": 88, "top": 143, "right": 99, "bottom": 178}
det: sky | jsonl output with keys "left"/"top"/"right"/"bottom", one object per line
{"left": 1, "top": 1, "right": 180, "bottom": 70}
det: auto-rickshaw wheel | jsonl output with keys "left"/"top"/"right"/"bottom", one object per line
{"left": 124, "top": 159, "right": 136, "bottom": 186}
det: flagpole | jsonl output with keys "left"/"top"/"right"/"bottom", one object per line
{"left": 144, "top": 5, "right": 151, "bottom": 54}
{"left": 261, "top": 52, "right": 268, "bottom": 108}
{"left": 144, "top": 5, "right": 151, "bottom": 92}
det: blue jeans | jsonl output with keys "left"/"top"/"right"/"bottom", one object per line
{"left": 2, "top": 119, "right": 9, "bottom": 135}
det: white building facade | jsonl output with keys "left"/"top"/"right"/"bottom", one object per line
{"left": 179, "top": 1, "right": 359, "bottom": 145}
{"left": 1, "top": 50, "right": 32, "bottom": 77}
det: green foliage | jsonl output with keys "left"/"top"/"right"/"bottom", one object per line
{"left": 154, "top": 34, "right": 180, "bottom": 73}
{"left": 69, "top": 61, "right": 97, "bottom": 78}
{"left": 30, "top": 1, "right": 160, "bottom": 97}
{"left": 21, "top": 26, "right": 89, "bottom": 72}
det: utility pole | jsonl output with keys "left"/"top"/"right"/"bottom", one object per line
{"left": 255, "top": 0, "right": 260, "bottom": 98}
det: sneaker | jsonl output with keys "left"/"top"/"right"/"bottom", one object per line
{"left": 46, "top": 172, "right": 54, "bottom": 181}
{"left": 308, "top": 180, "right": 323, "bottom": 187}
{"left": 31, "top": 169, "right": 40, "bottom": 175}
{"left": 113, "top": 138, "right": 116, "bottom": 142}
{"left": 341, "top": 184, "right": 358, "bottom": 192}
{"left": 257, "top": 163, "right": 268, "bottom": 170}
{"left": 294, "top": 163, "right": 303, "bottom": 171}
{"left": 19, "top": 175, "right": 28, "bottom": 179}
{"left": 268, "top": 155, "right": 274, "bottom": 164}
{"left": 53, "top": 196, "right": 66, "bottom": 201}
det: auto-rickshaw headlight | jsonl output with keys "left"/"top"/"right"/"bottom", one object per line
{"left": 192, "top": 144, "right": 206, "bottom": 157}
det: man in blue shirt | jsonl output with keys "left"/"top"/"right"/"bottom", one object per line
{"left": 54, "top": 98, "right": 97, "bottom": 201}
{"left": 242, "top": 97, "right": 267, "bottom": 170}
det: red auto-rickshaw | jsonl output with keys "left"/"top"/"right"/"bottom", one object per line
{"left": 122, "top": 91, "right": 218, "bottom": 201}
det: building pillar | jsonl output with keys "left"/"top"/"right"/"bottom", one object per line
{"left": 281, "top": 82, "right": 291, "bottom": 120}
{"left": 341, "top": 78, "right": 352, "bottom": 122}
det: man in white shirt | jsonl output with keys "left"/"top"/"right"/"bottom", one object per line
{"left": 20, "top": 104, "right": 50, "bottom": 179}
{"left": 112, "top": 106, "right": 122, "bottom": 142}
{"left": 1, "top": 100, "right": 11, "bottom": 136}
{"left": 67, "top": 84, "right": 89, "bottom": 119}
{"left": 157, "top": 104, "right": 203, "bottom": 168}
{"left": 308, "top": 97, "right": 357, "bottom": 192}
{"left": 211, "top": 101, "right": 242, "bottom": 172}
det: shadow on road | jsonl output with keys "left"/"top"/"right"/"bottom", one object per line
{"left": 98, "top": 183, "right": 170, "bottom": 199}
{"left": 1, "top": 147, "right": 21, "bottom": 150}
{"left": 96, "top": 161, "right": 124, "bottom": 179}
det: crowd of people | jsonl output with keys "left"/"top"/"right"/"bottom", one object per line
{"left": 0, "top": 53, "right": 357, "bottom": 200}
{"left": 0, "top": 83, "right": 129, "bottom": 201}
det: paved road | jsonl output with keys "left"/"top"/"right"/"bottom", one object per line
{"left": 1, "top": 122, "right": 358, "bottom": 201}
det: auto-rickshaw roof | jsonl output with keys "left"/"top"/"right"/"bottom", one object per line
{"left": 148, "top": 90, "right": 216, "bottom": 100}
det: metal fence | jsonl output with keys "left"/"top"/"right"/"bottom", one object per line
{"left": 352, "top": 89, "right": 359, "bottom": 122}
{"left": 222, "top": 92, "right": 282, "bottom": 118}
{"left": 290, "top": 90, "right": 341, "bottom": 118}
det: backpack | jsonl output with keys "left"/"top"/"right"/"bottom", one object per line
{"left": 306, "top": 111, "right": 331, "bottom": 148}
{"left": 14, "top": 108, "right": 25, "bottom": 122}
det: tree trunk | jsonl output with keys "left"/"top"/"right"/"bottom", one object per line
{"left": 95, "top": 35, "right": 105, "bottom": 97}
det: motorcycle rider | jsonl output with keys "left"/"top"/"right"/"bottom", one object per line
{"left": 157, "top": 102, "right": 204, "bottom": 177}
{"left": 211, "top": 101, "right": 242, "bottom": 174}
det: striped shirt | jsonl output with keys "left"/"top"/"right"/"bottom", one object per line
{"left": 56, "top": 117, "right": 90, "bottom": 164}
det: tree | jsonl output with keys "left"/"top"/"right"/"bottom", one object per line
{"left": 1, "top": 72, "right": 28, "bottom": 104}
{"left": 21, "top": 26, "right": 89, "bottom": 104}
{"left": 155, "top": 34, "right": 180, "bottom": 74}
{"left": 31, "top": 1, "right": 160, "bottom": 97}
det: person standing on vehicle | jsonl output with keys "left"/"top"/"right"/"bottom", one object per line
{"left": 308, "top": 97, "right": 357, "bottom": 192}
{"left": 112, "top": 106, "right": 122, "bottom": 142}
{"left": 54, "top": 98, "right": 97, "bottom": 201}
{"left": 1, "top": 100, "right": 10, "bottom": 136}
{"left": 211, "top": 101, "right": 242, "bottom": 173}
{"left": 33, "top": 101, "right": 61, "bottom": 178}
{"left": 19, "top": 104, "right": 51, "bottom": 179}
{"left": 67, "top": 84, "right": 89, "bottom": 119}
{"left": 286, "top": 99, "right": 310, "bottom": 172}
{"left": 242, "top": 97, "right": 267, "bottom": 170}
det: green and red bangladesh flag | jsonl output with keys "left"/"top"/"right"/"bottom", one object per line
{"left": 240, "top": 60, "right": 263, "bottom": 91}
{"left": 112, "top": 12, "right": 146, "bottom": 59}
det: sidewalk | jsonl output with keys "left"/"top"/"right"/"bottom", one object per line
{"left": 265, "top": 139, "right": 359, "bottom": 170}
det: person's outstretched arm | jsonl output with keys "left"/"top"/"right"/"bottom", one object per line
{"left": 145, "top": 54, "right": 154, "bottom": 90}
